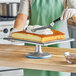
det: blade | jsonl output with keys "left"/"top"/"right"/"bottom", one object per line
{"left": 31, "top": 17, "right": 61, "bottom": 32}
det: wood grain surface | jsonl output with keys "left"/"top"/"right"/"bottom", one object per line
{"left": 0, "top": 44, "right": 76, "bottom": 73}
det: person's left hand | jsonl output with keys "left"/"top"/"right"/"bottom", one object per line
{"left": 9, "top": 28, "right": 20, "bottom": 37}
{"left": 61, "top": 8, "right": 76, "bottom": 20}
{"left": 8, "top": 28, "right": 23, "bottom": 45}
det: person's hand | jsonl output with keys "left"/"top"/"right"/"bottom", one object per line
{"left": 9, "top": 28, "right": 20, "bottom": 37}
{"left": 8, "top": 28, "right": 20, "bottom": 42}
{"left": 8, "top": 28, "right": 23, "bottom": 45}
{"left": 61, "top": 8, "right": 76, "bottom": 20}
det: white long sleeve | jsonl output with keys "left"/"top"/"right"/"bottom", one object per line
{"left": 18, "top": 0, "right": 29, "bottom": 16}
{"left": 67, "top": 0, "right": 76, "bottom": 8}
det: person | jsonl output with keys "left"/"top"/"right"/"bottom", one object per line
{"left": 10, "top": 0, "right": 76, "bottom": 76}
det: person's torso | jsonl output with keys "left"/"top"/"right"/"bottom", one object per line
{"left": 29, "top": 0, "right": 64, "bottom": 26}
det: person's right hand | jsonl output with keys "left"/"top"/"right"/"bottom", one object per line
{"left": 61, "top": 8, "right": 76, "bottom": 20}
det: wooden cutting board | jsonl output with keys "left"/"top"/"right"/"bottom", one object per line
{"left": 0, "top": 44, "right": 76, "bottom": 73}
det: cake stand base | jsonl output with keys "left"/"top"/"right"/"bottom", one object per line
{"left": 26, "top": 44, "right": 51, "bottom": 59}
{"left": 26, "top": 52, "right": 51, "bottom": 59}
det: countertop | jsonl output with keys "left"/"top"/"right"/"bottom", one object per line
{"left": 0, "top": 44, "right": 76, "bottom": 73}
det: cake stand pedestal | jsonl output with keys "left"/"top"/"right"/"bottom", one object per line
{"left": 26, "top": 45, "right": 51, "bottom": 59}
{"left": 4, "top": 38, "right": 74, "bottom": 59}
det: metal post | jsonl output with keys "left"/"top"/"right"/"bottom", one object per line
{"left": 35, "top": 44, "right": 42, "bottom": 53}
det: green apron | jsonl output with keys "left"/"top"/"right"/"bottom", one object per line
{"left": 24, "top": 0, "right": 70, "bottom": 76}
{"left": 25, "top": 0, "right": 64, "bottom": 47}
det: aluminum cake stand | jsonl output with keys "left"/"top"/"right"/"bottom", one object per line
{"left": 4, "top": 38, "right": 74, "bottom": 59}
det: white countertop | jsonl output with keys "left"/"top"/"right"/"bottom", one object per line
{"left": 0, "top": 21, "right": 15, "bottom": 26}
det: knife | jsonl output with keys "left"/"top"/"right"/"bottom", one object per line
{"left": 31, "top": 17, "right": 61, "bottom": 32}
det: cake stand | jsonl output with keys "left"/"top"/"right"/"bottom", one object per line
{"left": 4, "top": 38, "right": 74, "bottom": 59}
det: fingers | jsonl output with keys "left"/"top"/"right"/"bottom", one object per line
{"left": 61, "top": 9, "right": 69, "bottom": 20}
{"left": 61, "top": 9, "right": 66, "bottom": 20}
{"left": 64, "top": 10, "right": 70, "bottom": 20}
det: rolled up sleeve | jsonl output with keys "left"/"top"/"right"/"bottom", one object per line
{"left": 67, "top": 0, "right": 76, "bottom": 9}
{"left": 18, "top": 0, "right": 29, "bottom": 16}
{"left": 69, "top": 0, "right": 76, "bottom": 8}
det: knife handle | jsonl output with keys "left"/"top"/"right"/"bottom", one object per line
{"left": 54, "top": 17, "right": 60, "bottom": 23}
